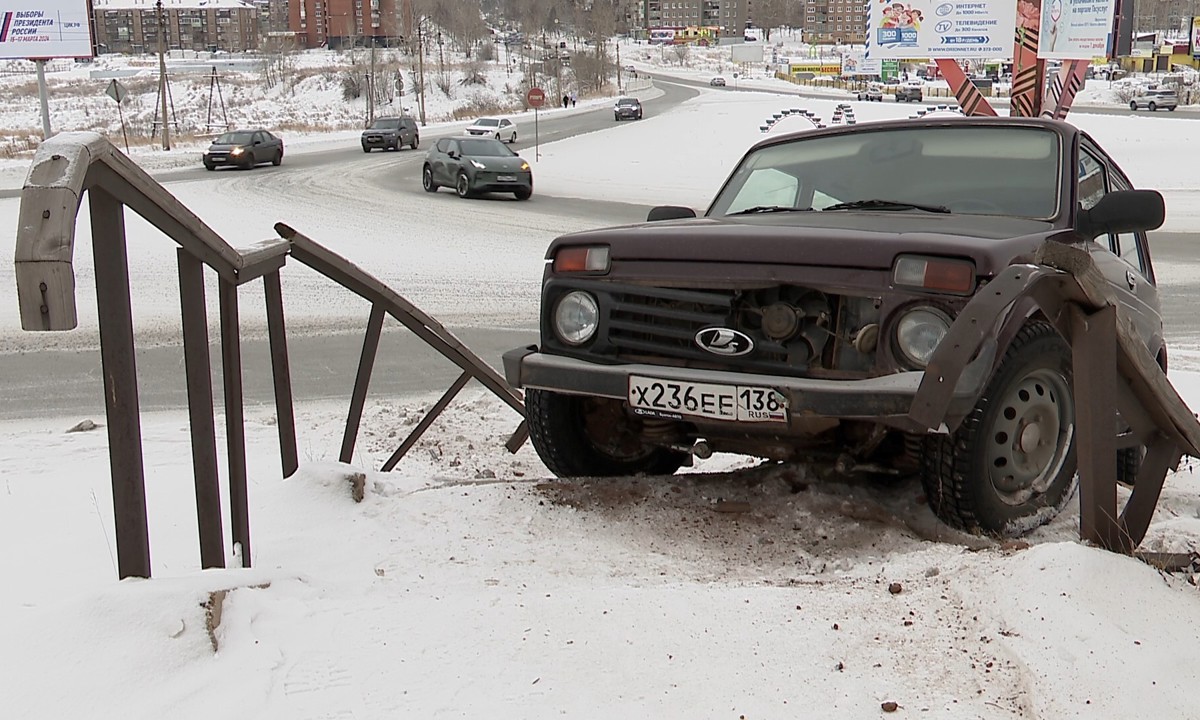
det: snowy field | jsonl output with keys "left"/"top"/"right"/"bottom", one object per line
{"left": 3, "top": 77, "right": 1200, "bottom": 718}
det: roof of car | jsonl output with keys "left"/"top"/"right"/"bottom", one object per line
{"left": 617, "top": 97, "right": 640, "bottom": 103}
{"left": 747, "top": 116, "right": 1076, "bottom": 154}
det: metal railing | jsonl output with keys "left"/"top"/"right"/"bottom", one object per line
{"left": 15, "top": 132, "right": 526, "bottom": 579}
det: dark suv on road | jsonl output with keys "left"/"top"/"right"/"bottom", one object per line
{"left": 614, "top": 97, "right": 643, "bottom": 121}
{"left": 505, "top": 117, "right": 1166, "bottom": 537}
{"left": 362, "top": 116, "right": 419, "bottom": 152}
{"left": 895, "top": 83, "right": 924, "bottom": 102}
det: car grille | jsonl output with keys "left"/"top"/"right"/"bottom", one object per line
{"left": 546, "top": 280, "right": 875, "bottom": 376}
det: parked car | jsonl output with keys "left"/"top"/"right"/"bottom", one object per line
{"left": 202, "top": 129, "right": 283, "bottom": 170}
{"left": 505, "top": 117, "right": 1166, "bottom": 537}
{"left": 361, "top": 116, "right": 419, "bottom": 152}
{"left": 895, "top": 82, "right": 923, "bottom": 102}
{"left": 709, "top": 76, "right": 727, "bottom": 86}
{"left": 857, "top": 82, "right": 884, "bottom": 101}
{"left": 422, "top": 136, "right": 532, "bottom": 200}
{"left": 464, "top": 117, "right": 518, "bottom": 143}
{"left": 1130, "top": 87, "right": 1178, "bottom": 112}
{"left": 614, "top": 97, "right": 643, "bottom": 121}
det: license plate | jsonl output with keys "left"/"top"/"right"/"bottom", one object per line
{"left": 627, "top": 376, "right": 788, "bottom": 423}
{"left": 210, "top": 156, "right": 225, "bottom": 161}
{"left": 497, "top": 175, "right": 516, "bottom": 182}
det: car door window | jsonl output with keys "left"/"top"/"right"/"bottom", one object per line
{"left": 252, "top": 132, "right": 264, "bottom": 145}
{"left": 1077, "top": 147, "right": 1115, "bottom": 254}
{"left": 436, "top": 138, "right": 450, "bottom": 154}
{"left": 1109, "top": 174, "right": 1147, "bottom": 275}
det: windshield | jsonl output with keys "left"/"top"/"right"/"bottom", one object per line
{"left": 708, "top": 125, "right": 1062, "bottom": 220}
{"left": 617, "top": 98, "right": 638, "bottom": 106}
{"left": 371, "top": 118, "right": 401, "bottom": 129}
{"left": 215, "top": 132, "right": 254, "bottom": 145}
{"left": 459, "top": 138, "right": 516, "bottom": 157}
{"left": 474, "top": 118, "right": 500, "bottom": 127}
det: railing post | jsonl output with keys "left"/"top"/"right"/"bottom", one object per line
{"left": 177, "top": 249, "right": 225, "bottom": 569}
{"left": 219, "top": 278, "right": 251, "bottom": 567}
{"left": 1071, "top": 304, "right": 1121, "bottom": 549}
{"left": 341, "top": 304, "right": 385, "bottom": 464}
{"left": 263, "top": 270, "right": 298, "bottom": 478}
{"left": 90, "top": 186, "right": 151, "bottom": 579}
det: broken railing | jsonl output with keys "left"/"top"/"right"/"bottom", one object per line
{"left": 14, "top": 132, "right": 526, "bottom": 579}
{"left": 904, "top": 242, "right": 1200, "bottom": 553}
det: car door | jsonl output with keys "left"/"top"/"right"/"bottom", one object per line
{"left": 433, "top": 138, "right": 452, "bottom": 183}
{"left": 250, "top": 131, "right": 266, "bottom": 161}
{"left": 1077, "top": 142, "right": 1159, "bottom": 348}
{"left": 500, "top": 119, "right": 513, "bottom": 139}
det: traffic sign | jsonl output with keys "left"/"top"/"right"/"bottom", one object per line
{"left": 105, "top": 78, "right": 128, "bottom": 104}
{"left": 527, "top": 87, "right": 546, "bottom": 108}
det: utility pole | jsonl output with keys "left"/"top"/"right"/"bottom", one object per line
{"left": 417, "top": 21, "right": 427, "bottom": 125}
{"left": 156, "top": 0, "right": 170, "bottom": 150}
{"left": 616, "top": 41, "right": 622, "bottom": 92}
{"left": 368, "top": 40, "right": 376, "bottom": 125}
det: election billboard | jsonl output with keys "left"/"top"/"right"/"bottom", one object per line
{"left": 1036, "top": 0, "right": 1118, "bottom": 59}
{"left": 0, "top": 1, "right": 94, "bottom": 60}
{"left": 865, "top": 0, "right": 1017, "bottom": 59}
{"left": 1192, "top": 16, "right": 1200, "bottom": 58}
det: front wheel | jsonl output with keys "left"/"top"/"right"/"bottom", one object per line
{"left": 1130, "top": 101, "right": 1138, "bottom": 111}
{"left": 526, "top": 389, "right": 687, "bottom": 477}
{"left": 1149, "top": 102, "right": 1158, "bottom": 111}
{"left": 422, "top": 165, "right": 438, "bottom": 192}
{"left": 241, "top": 152, "right": 255, "bottom": 169}
{"left": 455, "top": 171, "right": 472, "bottom": 198}
{"left": 362, "top": 145, "right": 372, "bottom": 153}
{"left": 514, "top": 187, "right": 531, "bottom": 200}
{"left": 919, "top": 322, "right": 1077, "bottom": 536}
{"left": 272, "top": 151, "right": 282, "bottom": 166}
{"left": 411, "top": 136, "right": 419, "bottom": 149}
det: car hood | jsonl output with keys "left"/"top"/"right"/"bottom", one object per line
{"left": 548, "top": 212, "right": 1059, "bottom": 277}
{"left": 466, "top": 124, "right": 499, "bottom": 131}
{"left": 206, "top": 142, "right": 245, "bottom": 152}
{"left": 363, "top": 127, "right": 399, "bottom": 134}
{"left": 468, "top": 156, "right": 529, "bottom": 172}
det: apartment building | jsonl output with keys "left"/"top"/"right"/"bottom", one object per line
{"left": 802, "top": 0, "right": 867, "bottom": 44}
{"left": 289, "top": 0, "right": 405, "bottom": 49}
{"left": 645, "top": 0, "right": 748, "bottom": 40}
{"left": 91, "top": 0, "right": 265, "bottom": 54}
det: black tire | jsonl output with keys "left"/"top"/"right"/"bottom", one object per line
{"left": 241, "top": 152, "right": 255, "bottom": 170}
{"left": 526, "top": 389, "right": 687, "bottom": 477}
{"left": 272, "top": 151, "right": 282, "bottom": 166}
{"left": 362, "top": 145, "right": 372, "bottom": 153}
{"left": 1118, "top": 446, "right": 1143, "bottom": 487}
{"left": 1168, "top": 106, "right": 1176, "bottom": 112}
{"left": 204, "top": 162, "right": 215, "bottom": 171}
{"left": 455, "top": 171, "right": 472, "bottom": 198}
{"left": 920, "top": 322, "right": 1077, "bottom": 536}
{"left": 514, "top": 187, "right": 531, "bottom": 200}
{"left": 422, "top": 165, "right": 438, "bottom": 192}
{"left": 411, "top": 136, "right": 419, "bottom": 149}
{"left": 1149, "top": 102, "right": 1157, "bottom": 111}
{"left": 614, "top": 114, "right": 620, "bottom": 121}
{"left": 510, "top": 132, "right": 518, "bottom": 143}
{"left": 1130, "top": 101, "right": 1138, "bottom": 111}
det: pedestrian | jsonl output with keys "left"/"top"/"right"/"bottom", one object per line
{"left": 570, "top": 91, "right": 577, "bottom": 107}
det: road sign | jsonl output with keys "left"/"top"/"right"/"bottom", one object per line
{"left": 527, "top": 87, "right": 546, "bottom": 108}
{"left": 105, "top": 79, "right": 128, "bottom": 104}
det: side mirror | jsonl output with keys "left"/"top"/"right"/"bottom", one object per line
{"left": 647, "top": 205, "right": 696, "bottom": 222}
{"left": 1077, "top": 189, "right": 1165, "bottom": 240}
{"left": 448, "top": 150, "right": 459, "bottom": 159}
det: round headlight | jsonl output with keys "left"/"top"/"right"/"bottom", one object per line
{"left": 553, "top": 291, "right": 599, "bottom": 346}
{"left": 895, "top": 307, "right": 952, "bottom": 367}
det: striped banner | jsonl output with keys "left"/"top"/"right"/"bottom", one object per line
{"left": 1011, "top": 0, "right": 1043, "bottom": 118}
{"left": 1045, "top": 59, "right": 1089, "bottom": 119}
{"left": 934, "top": 59, "right": 998, "bottom": 117}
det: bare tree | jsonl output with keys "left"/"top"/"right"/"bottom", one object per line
{"left": 672, "top": 44, "right": 691, "bottom": 66}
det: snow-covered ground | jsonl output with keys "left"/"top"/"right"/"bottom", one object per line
{"left": 4, "top": 75, "right": 1200, "bottom": 718}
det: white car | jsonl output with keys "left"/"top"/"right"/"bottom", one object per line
{"left": 1130, "top": 88, "right": 1178, "bottom": 112}
{"left": 464, "top": 117, "right": 518, "bottom": 143}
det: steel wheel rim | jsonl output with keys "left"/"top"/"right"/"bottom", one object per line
{"left": 986, "top": 368, "right": 1073, "bottom": 506}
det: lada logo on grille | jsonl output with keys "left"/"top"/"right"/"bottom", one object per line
{"left": 695, "top": 327, "right": 754, "bottom": 356}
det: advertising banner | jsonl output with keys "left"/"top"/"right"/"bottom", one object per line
{"left": 865, "top": 0, "right": 1016, "bottom": 59}
{"left": 0, "top": 1, "right": 93, "bottom": 60}
{"left": 1036, "top": 0, "right": 1118, "bottom": 59}
{"left": 788, "top": 62, "right": 844, "bottom": 75}
{"left": 841, "top": 50, "right": 883, "bottom": 75}
{"left": 1192, "top": 17, "right": 1200, "bottom": 58}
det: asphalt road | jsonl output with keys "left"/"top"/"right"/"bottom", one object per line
{"left": 3, "top": 77, "right": 1199, "bottom": 421}
{"left": 655, "top": 71, "right": 1200, "bottom": 120}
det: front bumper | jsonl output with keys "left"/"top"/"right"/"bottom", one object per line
{"left": 503, "top": 346, "right": 992, "bottom": 431}
{"left": 469, "top": 171, "right": 532, "bottom": 193}
{"left": 203, "top": 152, "right": 246, "bottom": 167}
{"left": 362, "top": 134, "right": 399, "bottom": 148}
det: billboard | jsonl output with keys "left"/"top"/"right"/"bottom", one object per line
{"left": 1036, "top": 0, "right": 1118, "bottom": 59}
{"left": 865, "top": 0, "right": 1017, "bottom": 59}
{"left": 731, "top": 43, "right": 765, "bottom": 63}
{"left": 1192, "top": 17, "right": 1200, "bottom": 58}
{"left": 0, "top": 1, "right": 93, "bottom": 60}
{"left": 841, "top": 50, "right": 883, "bottom": 75}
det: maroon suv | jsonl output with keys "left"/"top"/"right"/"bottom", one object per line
{"left": 505, "top": 117, "right": 1165, "bottom": 536}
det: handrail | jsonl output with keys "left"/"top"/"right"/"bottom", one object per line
{"left": 15, "top": 131, "right": 289, "bottom": 332}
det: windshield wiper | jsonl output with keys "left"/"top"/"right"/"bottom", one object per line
{"left": 728, "top": 205, "right": 814, "bottom": 215}
{"left": 822, "top": 199, "right": 950, "bottom": 214}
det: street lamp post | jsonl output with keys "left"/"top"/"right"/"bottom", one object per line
{"left": 416, "top": 21, "right": 427, "bottom": 125}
